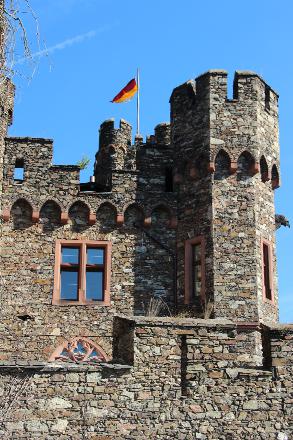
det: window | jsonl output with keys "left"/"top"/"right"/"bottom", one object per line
{"left": 165, "top": 167, "right": 173, "bottom": 192}
{"left": 53, "top": 240, "right": 111, "bottom": 305}
{"left": 14, "top": 158, "right": 24, "bottom": 183}
{"left": 184, "top": 236, "right": 205, "bottom": 304}
{"left": 49, "top": 337, "right": 108, "bottom": 363}
{"left": 262, "top": 240, "right": 273, "bottom": 302}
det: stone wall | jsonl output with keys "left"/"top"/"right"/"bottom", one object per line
{"left": 0, "top": 317, "right": 291, "bottom": 439}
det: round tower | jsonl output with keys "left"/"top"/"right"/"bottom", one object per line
{"left": 171, "top": 70, "right": 280, "bottom": 323}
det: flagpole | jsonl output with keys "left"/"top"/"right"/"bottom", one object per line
{"left": 136, "top": 67, "right": 140, "bottom": 135}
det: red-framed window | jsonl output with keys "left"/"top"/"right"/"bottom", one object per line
{"left": 53, "top": 240, "right": 111, "bottom": 305}
{"left": 184, "top": 236, "right": 205, "bottom": 304}
{"left": 262, "top": 239, "right": 274, "bottom": 303}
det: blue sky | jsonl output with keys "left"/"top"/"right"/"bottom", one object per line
{"left": 9, "top": 0, "right": 293, "bottom": 322}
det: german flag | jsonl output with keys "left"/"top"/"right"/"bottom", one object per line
{"left": 111, "top": 78, "right": 138, "bottom": 103}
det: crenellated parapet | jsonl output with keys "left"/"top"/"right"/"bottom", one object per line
{"left": 98, "top": 118, "right": 132, "bottom": 151}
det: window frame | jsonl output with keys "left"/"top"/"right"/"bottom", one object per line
{"left": 261, "top": 238, "right": 274, "bottom": 304}
{"left": 53, "top": 239, "right": 111, "bottom": 305}
{"left": 184, "top": 236, "right": 205, "bottom": 304}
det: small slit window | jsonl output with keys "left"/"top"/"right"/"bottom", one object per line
{"left": 165, "top": 167, "right": 173, "bottom": 192}
{"left": 185, "top": 237, "right": 205, "bottom": 304}
{"left": 14, "top": 158, "right": 24, "bottom": 183}
{"left": 265, "top": 85, "right": 270, "bottom": 111}
{"left": 262, "top": 241, "right": 273, "bottom": 302}
{"left": 53, "top": 240, "right": 111, "bottom": 305}
{"left": 191, "top": 243, "right": 202, "bottom": 299}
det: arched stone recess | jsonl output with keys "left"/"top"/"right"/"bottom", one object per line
{"left": 124, "top": 203, "right": 144, "bottom": 228}
{"left": 214, "top": 149, "right": 231, "bottom": 180}
{"left": 237, "top": 151, "right": 256, "bottom": 181}
{"left": 69, "top": 201, "right": 90, "bottom": 230}
{"left": 96, "top": 202, "right": 117, "bottom": 229}
{"left": 260, "top": 155, "right": 269, "bottom": 183}
{"left": 49, "top": 337, "right": 108, "bottom": 363}
{"left": 11, "top": 198, "right": 33, "bottom": 229}
{"left": 40, "top": 200, "right": 62, "bottom": 231}
{"left": 271, "top": 164, "right": 280, "bottom": 189}
{"left": 151, "top": 204, "right": 172, "bottom": 229}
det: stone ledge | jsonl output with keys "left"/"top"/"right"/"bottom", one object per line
{"left": 0, "top": 361, "right": 132, "bottom": 373}
{"left": 5, "top": 136, "right": 54, "bottom": 143}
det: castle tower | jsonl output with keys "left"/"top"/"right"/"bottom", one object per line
{"left": 171, "top": 70, "right": 280, "bottom": 323}
{"left": 93, "top": 118, "right": 135, "bottom": 191}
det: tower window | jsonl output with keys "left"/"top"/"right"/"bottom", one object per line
{"left": 184, "top": 236, "right": 205, "bottom": 304}
{"left": 14, "top": 158, "right": 24, "bottom": 183}
{"left": 265, "top": 85, "right": 270, "bottom": 111}
{"left": 165, "top": 167, "right": 173, "bottom": 192}
{"left": 53, "top": 240, "right": 111, "bottom": 305}
{"left": 262, "top": 241, "right": 273, "bottom": 302}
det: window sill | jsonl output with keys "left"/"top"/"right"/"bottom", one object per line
{"left": 52, "top": 296, "right": 110, "bottom": 306}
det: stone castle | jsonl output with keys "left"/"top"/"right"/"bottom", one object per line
{"left": 0, "top": 16, "right": 292, "bottom": 438}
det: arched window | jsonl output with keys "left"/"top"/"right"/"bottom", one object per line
{"left": 69, "top": 201, "right": 90, "bottom": 229}
{"left": 260, "top": 156, "right": 269, "bottom": 183}
{"left": 11, "top": 199, "right": 32, "bottom": 229}
{"left": 49, "top": 338, "right": 108, "bottom": 363}
{"left": 237, "top": 151, "right": 255, "bottom": 181}
{"left": 96, "top": 202, "right": 117, "bottom": 229}
{"left": 214, "top": 150, "right": 231, "bottom": 180}
{"left": 14, "top": 158, "right": 24, "bottom": 183}
{"left": 40, "top": 201, "right": 61, "bottom": 231}
{"left": 271, "top": 164, "right": 280, "bottom": 189}
{"left": 124, "top": 204, "right": 144, "bottom": 228}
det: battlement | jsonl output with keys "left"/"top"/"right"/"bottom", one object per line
{"left": 170, "top": 69, "right": 278, "bottom": 112}
{"left": 99, "top": 118, "right": 132, "bottom": 151}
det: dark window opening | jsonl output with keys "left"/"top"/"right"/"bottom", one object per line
{"left": 192, "top": 243, "right": 202, "bottom": 299}
{"left": 265, "top": 85, "right": 270, "bottom": 111}
{"left": 263, "top": 243, "right": 272, "bottom": 301}
{"left": 165, "top": 167, "right": 173, "bottom": 192}
{"left": 14, "top": 158, "right": 24, "bottom": 183}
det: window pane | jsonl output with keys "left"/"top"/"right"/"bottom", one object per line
{"left": 87, "top": 248, "right": 104, "bottom": 265}
{"left": 62, "top": 247, "right": 79, "bottom": 264}
{"left": 60, "top": 270, "right": 78, "bottom": 300}
{"left": 192, "top": 243, "right": 202, "bottom": 298}
{"left": 86, "top": 271, "right": 103, "bottom": 300}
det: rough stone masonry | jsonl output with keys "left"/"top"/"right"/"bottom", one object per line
{"left": 0, "top": 6, "right": 292, "bottom": 436}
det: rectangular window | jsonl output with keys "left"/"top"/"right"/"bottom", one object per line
{"left": 53, "top": 240, "right": 111, "bottom": 305}
{"left": 191, "top": 243, "right": 202, "bottom": 299}
{"left": 185, "top": 237, "right": 205, "bottom": 304}
{"left": 262, "top": 241, "right": 273, "bottom": 302}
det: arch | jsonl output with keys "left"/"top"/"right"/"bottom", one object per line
{"left": 124, "top": 203, "right": 144, "bottom": 228}
{"left": 271, "top": 164, "right": 280, "bottom": 189}
{"left": 237, "top": 151, "right": 255, "bottom": 181}
{"left": 40, "top": 200, "right": 62, "bottom": 230}
{"left": 214, "top": 149, "right": 231, "bottom": 180}
{"left": 69, "top": 201, "right": 90, "bottom": 229}
{"left": 11, "top": 198, "right": 33, "bottom": 229}
{"left": 260, "top": 155, "right": 269, "bottom": 183}
{"left": 151, "top": 204, "right": 172, "bottom": 228}
{"left": 96, "top": 202, "right": 117, "bottom": 228}
{"left": 49, "top": 337, "right": 108, "bottom": 363}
